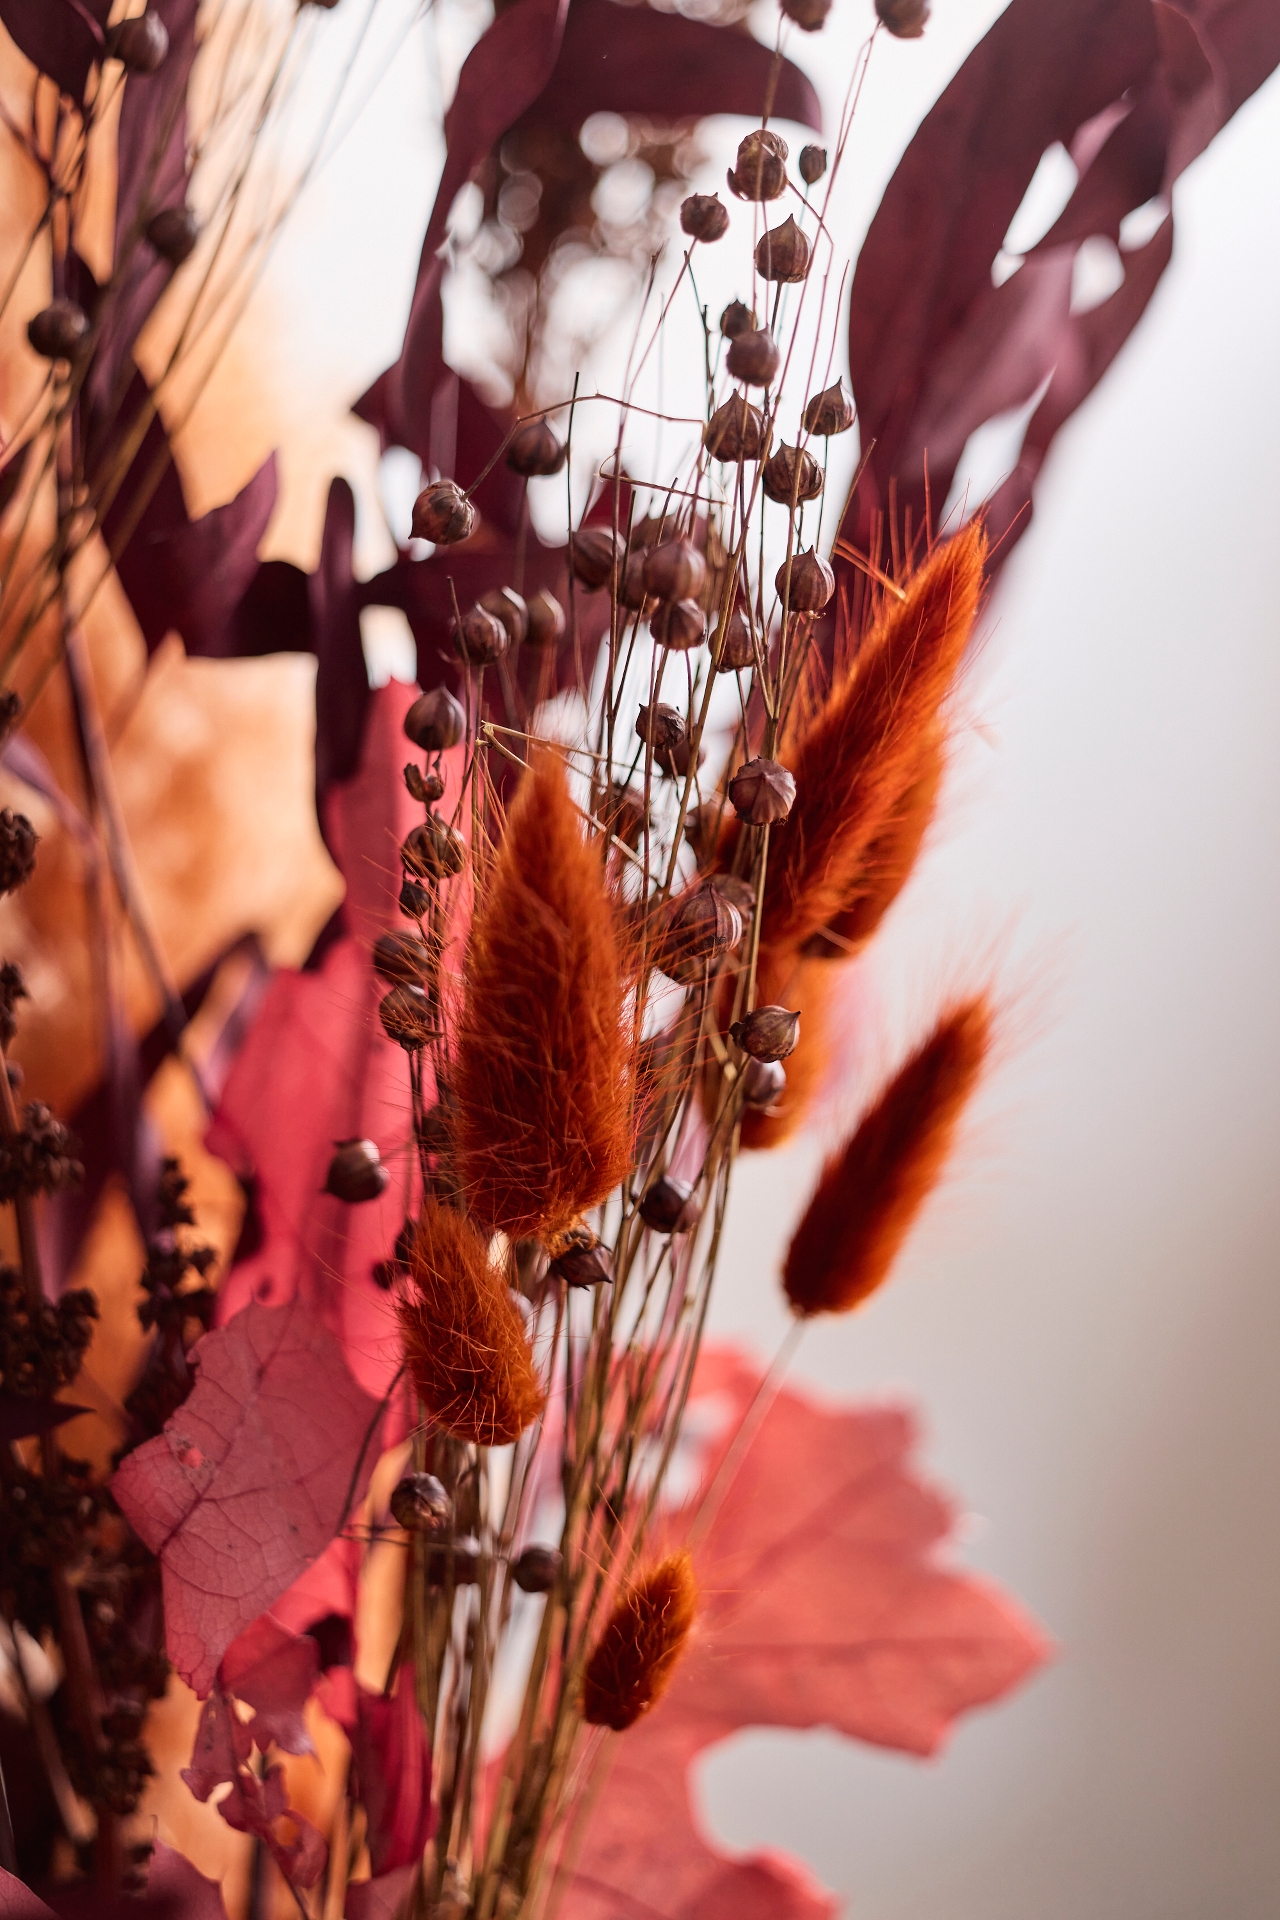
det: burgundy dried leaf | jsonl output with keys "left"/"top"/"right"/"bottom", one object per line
{"left": 349, "top": 1665, "right": 435, "bottom": 1875}
{"left": 111, "top": 1300, "right": 381, "bottom": 1694}
{"left": 0, "top": 1869, "right": 56, "bottom": 1918}
{"left": 344, "top": 1871, "right": 417, "bottom": 1920}
{"left": 219, "top": 1613, "right": 320, "bottom": 1755}
{"left": 145, "top": 1843, "right": 231, "bottom": 1920}
{"left": 0, "top": 0, "right": 109, "bottom": 98}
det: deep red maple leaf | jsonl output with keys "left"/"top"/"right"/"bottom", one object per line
{"left": 560, "top": 1347, "right": 1051, "bottom": 1919}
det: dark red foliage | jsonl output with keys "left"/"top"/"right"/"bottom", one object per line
{"left": 348, "top": 1665, "right": 436, "bottom": 1875}
{"left": 0, "top": 0, "right": 110, "bottom": 100}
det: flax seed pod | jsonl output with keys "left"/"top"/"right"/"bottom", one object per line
{"left": 644, "top": 539, "right": 706, "bottom": 602}
{"left": 479, "top": 586, "right": 529, "bottom": 647}
{"left": 525, "top": 588, "right": 566, "bottom": 648}
{"left": 877, "top": 0, "right": 930, "bottom": 36}
{"left": 800, "top": 144, "right": 828, "bottom": 183}
{"left": 146, "top": 205, "right": 200, "bottom": 265}
{"left": 618, "top": 552, "right": 657, "bottom": 613}
{"left": 782, "top": 0, "right": 833, "bottom": 27}
{"left": 727, "top": 129, "right": 788, "bottom": 201}
{"left": 756, "top": 215, "right": 811, "bottom": 284}
{"left": 111, "top": 11, "right": 168, "bottom": 69}
{"left": 726, "top": 327, "right": 780, "bottom": 387}
{"left": 411, "top": 480, "right": 475, "bottom": 544}
{"left": 324, "top": 1140, "right": 390, "bottom": 1203}
{"left": 731, "top": 1005, "right": 800, "bottom": 1061}
{"left": 27, "top": 302, "right": 88, "bottom": 361}
{"left": 762, "top": 445, "right": 824, "bottom": 506}
{"left": 704, "top": 396, "right": 765, "bottom": 462}
{"left": 651, "top": 600, "right": 705, "bottom": 653}
{"left": 776, "top": 548, "right": 835, "bottom": 611}
{"left": 802, "top": 380, "right": 856, "bottom": 435}
{"left": 680, "top": 193, "right": 730, "bottom": 242}
{"left": 404, "top": 687, "right": 465, "bottom": 751}
{"left": 373, "top": 932, "right": 430, "bottom": 985}
{"left": 582, "top": 1553, "right": 697, "bottom": 1730}
{"left": 719, "top": 299, "right": 757, "bottom": 339}
{"left": 729, "top": 757, "right": 796, "bottom": 825}
{"left": 452, "top": 602, "right": 507, "bottom": 666}
{"left": 506, "top": 419, "right": 566, "bottom": 476}
{"left": 658, "top": 883, "right": 741, "bottom": 984}
{"left": 570, "top": 527, "right": 625, "bottom": 590}
{"left": 402, "top": 817, "right": 467, "bottom": 881}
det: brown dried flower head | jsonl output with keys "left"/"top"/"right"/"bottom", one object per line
{"left": 110, "top": 11, "right": 169, "bottom": 70}
{"left": 506, "top": 419, "right": 567, "bottom": 476}
{"left": 0, "top": 1104, "right": 82, "bottom": 1202}
{"left": 782, "top": 0, "right": 833, "bottom": 27}
{"left": 714, "top": 606, "right": 756, "bottom": 673}
{"left": 0, "top": 810, "right": 37, "bottom": 893}
{"left": 802, "top": 379, "right": 856, "bottom": 435}
{"left": 704, "top": 395, "right": 765, "bottom": 463}
{"left": 389, "top": 1472, "right": 452, "bottom": 1536}
{"left": 639, "top": 1174, "right": 702, "bottom": 1235}
{"left": 594, "top": 781, "right": 648, "bottom": 849}
{"left": 452, "top": 602, "right": 507, "bottom": 666}
{"left": 404, "top": 686, "right": 466, "bottom": 751}
{"left": 479, "top": 586, "right": 529, "bottom": 647}
{"left": 680, "top": 193, "right": 730, "bottom": 242}
{"left": 644, "top": 539, "right": 706, "bottom": 602}
{"left": 784, "top": 998, "right": 990, "bottom": 1315}
{"left": 617, "top": 552, "right": 656, "bottom": 613}
{"left": 27, "top": 301, "right": 88, "bottom": 362}
{"left": 719, "top": 299, "right": 757, "bottom": 340}
{"left": 373, "top": 931, "right": 430, "bottom": 985}
{"left": 762, "top": 444, "right": 824, "bottom": 505}
{"left": 525, "top": 588, "right": 566, "bottom": 648}
{"left": 731, "top": 1005, "right": 801, "bottom": 1062}
{"left": 379, "top": 983, "right": 436, "bottom": 1051}
{"left": 411, "top": 480, "right": 475, "bottom": 545}
{"left": 658, "top": 882, "right": 742, "bottom": 984}
{"left": 512, "top": 1546, "right": 561, "bottom": 1593}
{"left": 877, "top": 0, "right": 930, "bottom": 37}
{"left": 398, "top": 1201, "right": 546, "bottom": 1445}
{"left": 402, "top": 817, "right": 467, "bottom": 881}
{"left": 800, "top": 143, "right": 828, "bottom": 183}
{"left": 726, "top": 326, "right": 780, "bottom": 388}
{"left": 324, "top": 1139, "right": 390, "bottom": 1203}
{"left": 756, "top": 214, "right": 811, "bottom": 284}
{"left": 570, "top": 526, "right": 625, "bottom": 591}
{"left": 650, "top": 599, "right": 705, "bottom": 653}
{"left": 777, "top": 548, "right": 835, "bottom": 611}
{"left": 582, "top": 1552, "right": 697, "bottom": 1731}
{"left": 146, "top": 205, "right": 200, "bottom": 266}
{"left": 406, "top": 762, "right": 448, "bottom": 805}
{"left": 727, "top": 129, "right": 788, "bottom": 202}
{"left": 550, "top": 1228, "right": 614, "bottom": 1288}
{"left": 635, "top": 702, "right": 688, "bottom": 772}
{"left": 729, "top": 756, "right": 796, "bottom": 825}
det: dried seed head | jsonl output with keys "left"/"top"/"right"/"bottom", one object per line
{"left": 404, "top": 686, "right": 465, "bottom": 751}
{"left": 0, "top": 810, "right": 37, "bottom": 893}
{"left": 704, "top": 395, "right": 765, "bottom": 463}
{"left": 479, "top": 586, "right": 529, "bottom": 647}
{"left": 731, "top": 1004, "right": 801, "bottom": 1061}
{"left": 776, "top": 547, "right": 835, "bottom": 611}
{"left": 650, "top": 598, "right": 705, "bottom": 653}
{"left": 680, "top": 193, "right": 730, "bottom": 242}
{"left": 742, "top": 1056, "right": 787, "bottom": 1108}
{"left": 411, "top": 480, "right": 475, "bottom": 545}
{"left": 726, "top": 326, "right": 780, "bottom": 388}
{"left": 635, "top": 701, "right": 687, "bottom": 760}
{"left": 425, "top": 1536, "right": 483, "bottom": 1587}
{"left": 525, "top": 587, "right": 566, "bottom": 647}
{"left": 402, "top": 817, "right": 467, "bottom": 881}
{"left": 644, "top": 538, "right": 706, "bottom": 602}
{"left": 799, "top": 143, "right": 828, "bottom": 183}
{"left": 399, "top": 879, "right": 431, "bottom": 919}
{"left": 27, "top": 301, "right": 88, "bottom": 362}
{"left": 762, "top": 444, "right": 824, "bottom": 505}
{"left": 569, "top": 526, "right": 624, "bottom": 590}
{"left": 782, "top": 0, "right": 833, "bottom": 25}
{"left": 659, "top": 882, "right": 742, "bottom": 984}
{"left": 727, "top": 129, "right": 788, "bottom": 202}
{"left": 389, "top": 1472, "right": 452, "bottom": 1536}
{"left": 452, "top": 601, "right": 507, "bottom": 666}
{"left": 713, "top": 606, "right": 755, "bottom": 674}
{"left": 0, "top": 1104, "right": 82, "bottom": 1202}
{"left": 594, "top": 780, "right": 648, "bottom": 849}
{"left": 729, "top": 756, "right": 797, "bottom": 825}
{"left": 404, "top": 763, "right": 446, "bottom": 804}
{"left": 512, "top": 1545, "right": 562, "bottom": 1594}
{"left": 802, "top": 379, "right": 856, "bottom": 435}
{"left": 379, "top": 983, "right": 436, "bottom": 1050}
{"left": 550, "top": 1233, "right": 613, "bottom": 1288}
{"left": 506, "top": 419, "right": 566, "bottom": 476}
{"left": 877, "top": 0, "right": 930, "bottom": 36}
{"left": 111, "top": 11, "right": 169, "bottom": 70}
{"left": 755, "top": 214, "right": 811, "bottom": 283}
{"left": 324, "top": 1139, "right": 390, "bottom": 1203}
{"left": 618, "top": 551, "right": 656, "bottom": 613}
{"left": 582, "top": 1552, "right": 697, "bottom": 1731}
{"left": 373, "top": 930, "right": 430, "bottom": 985}
{"left": 719, "top": 299, "right": 757, "bottom": 340}
{"left": 708, "top": 872, "right": 756, "bottom": 922}
{"left": 146, "top": 205, "right": 199, "bottom": 265}
{"left": 0, "top": 963, "right": 27, "bottom": 1048}
{"left": 639, "top": 1174, "right": 702, "bottom": 1235}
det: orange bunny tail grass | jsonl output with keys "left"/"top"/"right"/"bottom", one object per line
{"left": 454, "top": 750, "right": 634, "bottom": 1246}
{"left": 740, "top": 960, "right": 833, "bottom": 1150}
{"left": 398, "top": 1200, "right": 546, "bottom": 1445}
{"left": 582, "top": 1552, "right": 697, "bottom": 1732}
{"left": 783, "top": 997, "right": 992, "bottom": 1317}
{"left": 760, "top": 521, "right": 985, "bottom": 962}
{"left": 802, "top": 730, "right": 946, "bottom": 960}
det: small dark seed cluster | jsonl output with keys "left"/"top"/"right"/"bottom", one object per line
{"left": 0, "top": 1264, "right": 96, "bottom": 1398}
{"left": 0, "top": 1102, "right": 83, "bottom": 1203}
{"left": 0, "top": 808, "right": 38, "bottom": 893}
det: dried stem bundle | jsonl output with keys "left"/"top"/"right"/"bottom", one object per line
{"left": 582, "top": 1552, "right": 698, "bottom": 1731}
{"left": 784, "top": 998, "right": 992, "bottom": 1317}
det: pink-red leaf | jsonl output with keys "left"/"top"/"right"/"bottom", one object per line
{"left": 349, "top": 1665, "right": 435, "bottom": 1875}
{"left": 218, "top": 1614, "right": 320, "bottom": 1756}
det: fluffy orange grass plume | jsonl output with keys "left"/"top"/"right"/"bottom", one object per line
{"left": 581, "top": 1551, "right": 697, "bottom": 1732}
{"left": 454, "top": 750, "right": 634, "bottom": 1248}
{"left": 803, "top": 729, "right": 946, "bottom": 959}
{"left": 759, "top": 521, "right": 985, "bottom": 964}
{"left": 398, "top": 1200, "right": 546, "bottom": 1445}
{"left": 784, "top": 996, "right": 991, "bottom": 1317}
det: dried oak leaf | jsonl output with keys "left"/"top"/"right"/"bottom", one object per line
{"left": 111, "top": 1299, "right": 380, "bottom": 1695}
{"left": 563, "top": 1347, "right": 1050, "bottom": 1920}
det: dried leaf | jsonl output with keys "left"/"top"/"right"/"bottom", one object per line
{"left": 0, "top": 0, "right": 108, "bottom": 99}
{"left": 218, "top": 1613, "right": 320, "bottom": 1756}
{"left": 349, "top": 1665, "right": 435, "bottom": 1876}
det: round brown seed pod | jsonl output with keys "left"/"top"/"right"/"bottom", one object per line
{"left": 762, "top": 444, "right": 824, "bottom": 505}
{"left": 708, "top": 873, "right": 756, "bottom": 921}
{"left": 617, "top": 551, "right": 656, "bottom": 613}
{"left": 732, "top": 1005, "right": 801, "bottom": 1061}
{"left": 782, "top": 0, "right": 833, "bottom": 25}
{"left": 551, "top": 1236, "right": 613, "bottom": 1288}
{"left": 594, "top": 781, "right": 648, "bottom": 848}
{"left": 390, "top": 1473, "right": 452, "bottom": 1536}
{"left": 411, "top": 480, "right": 475, "bottom": 545}
{"left": 713, "top": 606, "right": 756, "bottom": 672}
{"left": 451, "top": 601, "right": 507, "bottom": 666}
{"left": 802, "top": 379, "right": 856, "bottom": 435}
{"left": 402, "top": 817, "right": 467, "bottom": 881}
{"left": 644, "top": 539, "right": 706, "bottom": 602}
{"left": 726, "top": 326, "right": 780, "bottom": 387}
{"left": 635, "top": 701, "right": 687, "bottom": 760}
{"left": 27, "top": 301, "right": 88, "bottom": 361}
{"left": 506, "top": 418, "right": 566, "bottom": 476}
{"left": 776, "top": 547, "right": 835, "bottom": 611}
{"left": 658, "top": 883, "right": 742, "bottom": 985}
{"left": 479, "top": 586, "right": 529, "bottom": 648}
{"left": 680, "top": 193, "right": 730, "bottom": 242}
{"left": 704, "top": 396, "right": 765, "bottom": 463}
{"left": 728, "top": 756, "right": 797, "bottom": 825}
{"left": 800, "top": 143, "right": 828, "bottom": 183}
{"left": 756, "top": 214, "right": 811, "bottom": 284}
{"left": 0, "top": 811, "right": 37, "bottom": 893}
{"left": 404, "top": 686, "right": 465, "bottom": 751}
{"left": 146, "top": 205, "right": 199, "bottom": 266}
{"left": 569, "top": 526, "right": 624, "bottom": 590}
{"left": 512, "top": 1545, "right": 562, "bottom": 1594}
{"left": 639, "top": 1174, "right": 702, "bottom": 1235}
{"left": 650, "top": 599, "right": 705, "bottom": 653}
{"left": 404, "top": 763, "right": 446, "bottom": 804}
{"left": 525, "top": 588, "right": 566, "bottom": 648}
{"left": 727, "top": 128, "right": 788, "bottom": 201}
{"left": 110, "top": 11, "right": 169, "bottom": 70}
{"left": 719, "top": 299, "right": 757, "bottom": 340}
{"left": 373, "top": 930, "right": 430, "bottom": 985}
{"left": 379, "top": 983, "right": 436, "bottom": 1050}
{"left": 741, "top": 1056, "right": 787, "bottom": 1108}
{"left": 399, "top": 879, "right": 430, "bottom": 919}
{"left": 877, "top": 0, "right": 930, "bottom": 36}
{"left": 324, "top": 1139, "right": 390, "bottom": 1204}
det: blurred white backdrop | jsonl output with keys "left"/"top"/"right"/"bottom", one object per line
{"left": 231, "top": 2, "right": 1280, "bottom": 1912}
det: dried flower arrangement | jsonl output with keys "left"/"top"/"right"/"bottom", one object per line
{"left": 0, "top": 0, "right": 1276, "bottom": 1917}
